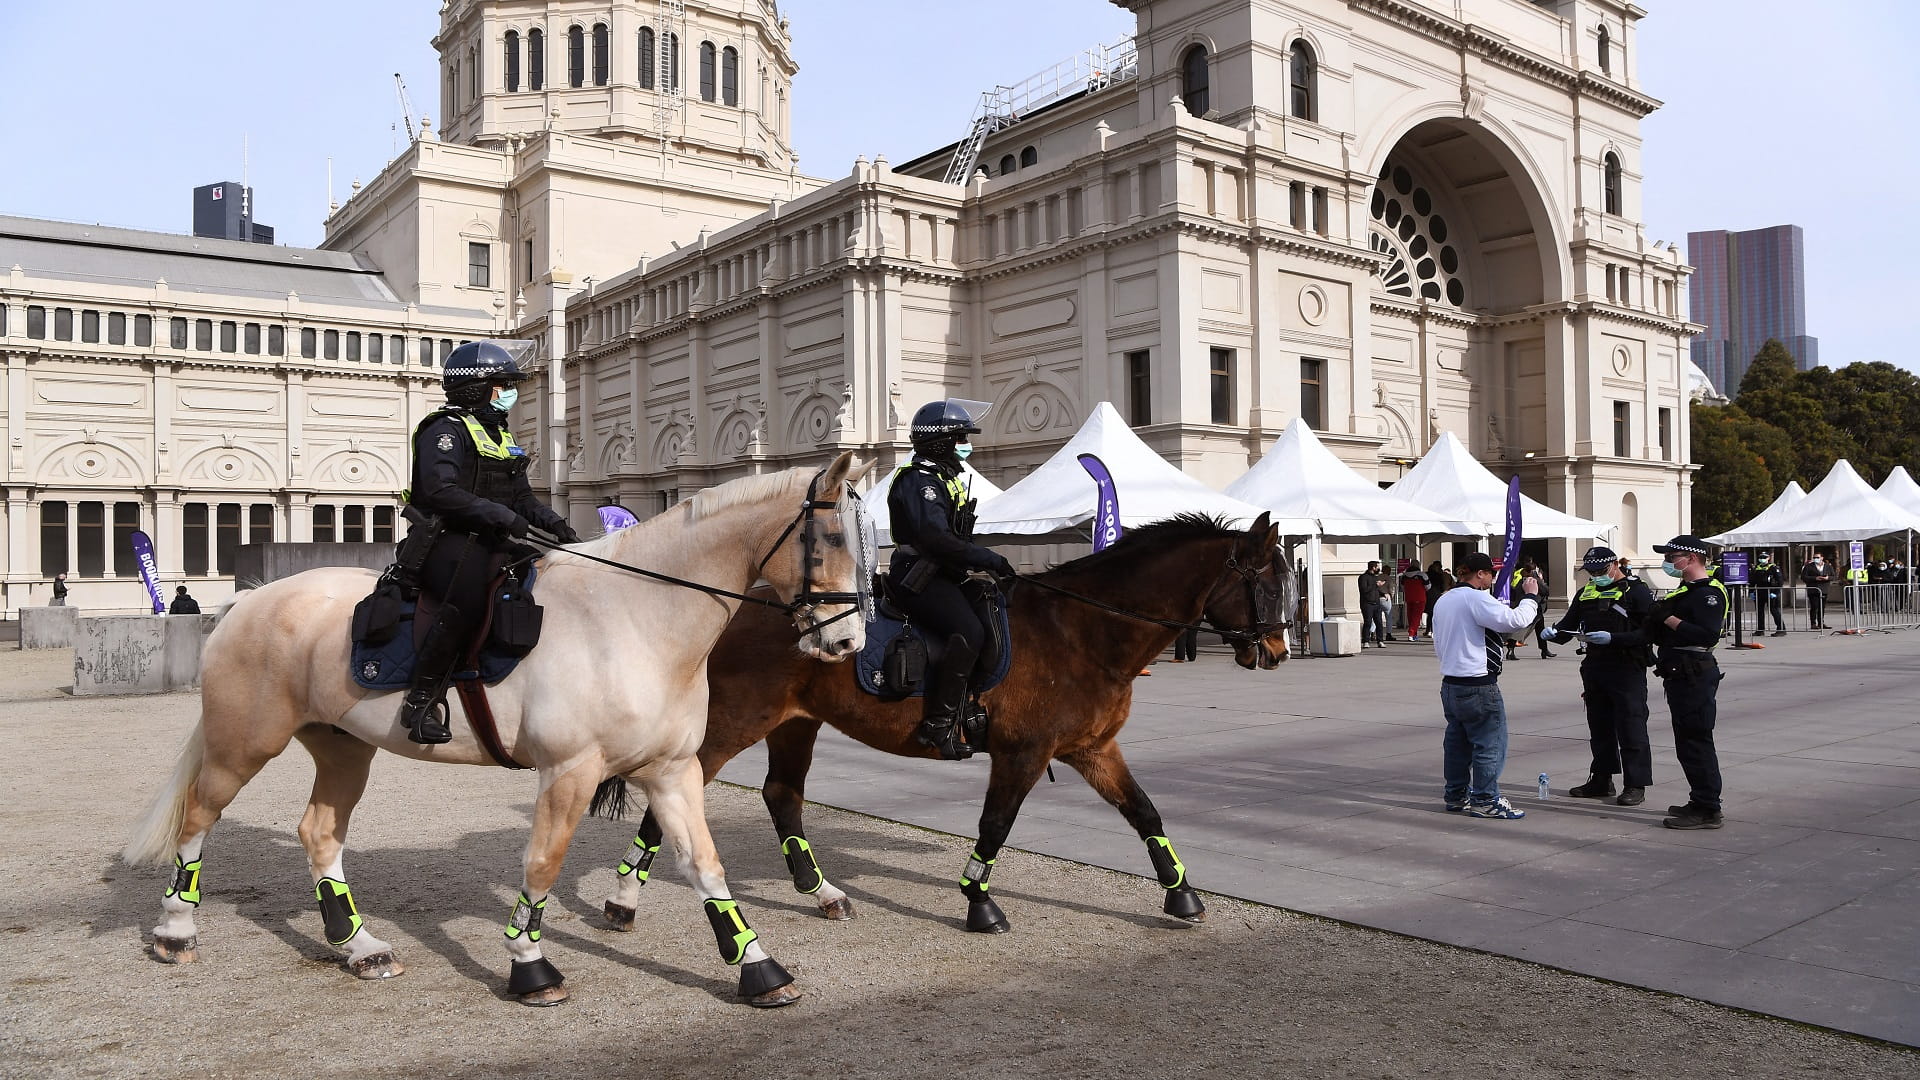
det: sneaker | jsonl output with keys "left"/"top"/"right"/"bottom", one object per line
{"left": 1568, "top": 774, "right": 1616, "bottom": 799}
{"left": 1444, "top": 797, "right": 1467, "bottom": 813}
{"left": 1468, "top": 797, "right": 1525, "bottom": 820}
{"left": 1615, "top": 787, "right": 1645, "bottom": 806}
{"left": 1663, "top": 804, "right": 1723, "bottom": 830}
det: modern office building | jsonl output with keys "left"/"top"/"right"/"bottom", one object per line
{"left": 191, "top": 181, "right": 275, "bottom": 246}
{"left": 1687, "top": 224, "right": 1818, "bottom": 394}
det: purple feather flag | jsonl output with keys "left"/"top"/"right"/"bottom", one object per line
{"left": 1078, "top": 453, "right": 1123, "bottom": 552}
{"left": 1491, "top": 476, "right": 1522, "bottom": 602}
{"left": 130, "top": 531, "right": 166, "bottom": 614}
{"left": 597, "top": 504, "right": 639, "bottom": 533}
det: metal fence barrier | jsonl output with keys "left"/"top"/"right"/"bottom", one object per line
{"left": 1842, "top": 584, "right": 1920, "bottom": 633}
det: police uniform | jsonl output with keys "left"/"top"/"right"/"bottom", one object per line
{"left": 1645, "top": 535, "right": 1728, "bottom": 827}
{"left": 888, "top": 399, "right": 1015, "bottom": 760}
{"left": 1548, "top": 546, "right": 1654, "bottom": 803}
{"left": 1751, "top": 556, "right": 1786, "bottom": 635}
{"left": 398, "top": 341, "right": 577, "bottom": 744}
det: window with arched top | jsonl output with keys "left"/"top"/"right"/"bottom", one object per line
{"left": 638, "top": 27, "right": 655, "bottom": 89}
{"left": 1604, "top": 152, "right": 1623, "bottom": 215}
{"left": 722, "top": 46, "right": 739, "bottom": 106}
{"left": 1597, "top": 23, "right": 1612, "bottom": 75}
{"left": 592, "top": 23, "right": 609, "bottom": 86}
{"left": 1180, "top": 44, "right": 1210, "bottom": 118}
{"left": 567, "top": 26, "right": 585, "bottom": 88}
{"left": 666, "top": 32, "right": 681, "bottom": 91}
{"left": 1289, "top": 41, "right": 1317, "bottom": 121}
{"left": 699, "top": 41, "right": 717, "bottom": 101}
{"left": 999, "top": 154, "right": 1017, "bottom": 175}
{"left": 505, "top": 30, "right": 520, "bottom": 92}
{"left": 1019, "top": 145, "right": 1038, "bottom": 168}
{"left": 528, "top": 28, "right": 544, "bottom": 90}
{"left": 468, "top": 47, "right": 479, "bottom": 101}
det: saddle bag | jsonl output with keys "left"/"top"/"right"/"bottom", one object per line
{"left": 488, "top": 575, "right": 544, "bottom": 658}
{"left": 350, "top": 573, "right": 410, "bottom": 647}
{"left": 883, "top": 628, "right": 927, "bottom": 696}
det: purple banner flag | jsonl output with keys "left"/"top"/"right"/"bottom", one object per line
{"left": 1491, "top": 476, "right": 1523, "bottom": 603}
{"left": 597, "top": 504, "right": 639, "bottom": 533}
{"left": 1077, "top": 453, "right": 1123, "bottom": 552}
{"left": 130, "top": 530, "right": 166, "bottom": 614}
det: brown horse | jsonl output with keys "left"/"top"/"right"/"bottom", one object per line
{"left": 601, "top": 513, "right": 1292, "bottom": 935}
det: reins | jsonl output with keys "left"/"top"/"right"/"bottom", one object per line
{"left": 1013, "top": 551, "right": 1286, "bottom": 645}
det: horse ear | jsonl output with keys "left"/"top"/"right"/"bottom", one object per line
{"left": 845, "top": 456, "right": 876, "bottom": 487}
{"left": 821, "top": 450, "right": 855, "bottom": 492}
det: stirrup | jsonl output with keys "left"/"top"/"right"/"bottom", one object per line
{"left": 404, "top": 695, "right": 452, "bottom": 745}
{"left": 914, "top": 718, "right": 973, "bottom": 761}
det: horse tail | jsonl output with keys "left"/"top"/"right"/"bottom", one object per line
{"left": 589, "top": 775, "right": 634, "bottom": 821}
{"left": 121, "top": 722, "right": 205, "bottom": 866}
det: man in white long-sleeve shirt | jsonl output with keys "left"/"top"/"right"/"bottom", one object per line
{"left": 1430, "top": 551, "right": 1541, "bottom": 819}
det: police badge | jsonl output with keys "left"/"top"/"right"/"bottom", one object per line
{"left": 436, "top": 433, "right": 456, "bottom": 452}
{"left": 921, "top": 487, "right": 936, "bottom": 501}
{"left": 361, "top": 660, "right": 381, "bottom": 681}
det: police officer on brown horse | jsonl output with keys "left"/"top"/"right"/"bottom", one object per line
{"left": 887, "top": 399, "right": 1016, "bottom": 760}
{"left": 398, "top": 340, "right": 579, "bottom": 744}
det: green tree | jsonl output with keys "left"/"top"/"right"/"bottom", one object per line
{"left": 1690, "top": 403, "right": 1795, "bottom": 535}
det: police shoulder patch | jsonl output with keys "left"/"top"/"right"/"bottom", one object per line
{"left": 921, "top": 486, "right": 937, "bottom": 501}
{"left": 436, "top": 433, "right": 456, "bottom": 452}
{"left": 1705, "top": 594, "right": 1720, "bottom": 606}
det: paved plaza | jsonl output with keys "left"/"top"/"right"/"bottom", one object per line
{"left": 715, "top": 624, "right": 1920, "bottom": 1046}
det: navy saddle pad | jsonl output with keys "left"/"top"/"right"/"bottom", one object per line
{"left": 855, "top": 600, "right": 1012, "bottom": 700}
{"left": 350, "top": 574, "right": 536, "bottom": 691}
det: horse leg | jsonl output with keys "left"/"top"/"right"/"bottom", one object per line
{"left": 603, "top": 807, "right": 664, "bottom": 932}
{"left": 957, "top": 750, "right": 1053, "bottom": 934}
{"left": 644, "top": 757, "right": 800, "bottom": 1008}
{"left": 761, "top": 718, "right": 853, "bottom": 920}
{"left": 291, "top": 727, "right": 402, "bottom": 979}
{"left": 1060, "top": 741, "right": 1206, "bottom": 923}
{"left": 503, "top": 761, "right": 602, "bottom": 1007}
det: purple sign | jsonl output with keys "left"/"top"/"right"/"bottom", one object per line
{"left": 597, "top": 504, "right": 639, "bottom": 533}
{"left": 130, "top": 530, "right": 166, "bottom": 614}
{"left": 1719, "top": 551, "right": 1750, "bottom": 585}
{"left": 1491, "top": 476, "right": 1523, "bottom": 603}
{"left": 1077, "top": 453, "right": 1123, "bottom": 552}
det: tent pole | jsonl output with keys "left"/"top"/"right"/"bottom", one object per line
{"left": 1306, "top": 532, "right": 1325, "bottom": 624}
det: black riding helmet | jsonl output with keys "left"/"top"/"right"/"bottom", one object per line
{"left": 909, "top": 398, "right": 992, "bottom": 459}
{"left": 443, "top": 340, "right": 535, "bottom": 409}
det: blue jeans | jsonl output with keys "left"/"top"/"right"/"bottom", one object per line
{"left": 1441, "top": 681, "right": 1510, "bottom": 804}
{"left": 1364, "top": 601, "right": 1389, "bottom": 643}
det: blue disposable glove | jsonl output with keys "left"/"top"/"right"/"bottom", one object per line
{"left": 1580, "top": 630, "right": 1613, "bottom": 646}
{"left": 1539, "top": 627, "right": 1563, "bottom": 643}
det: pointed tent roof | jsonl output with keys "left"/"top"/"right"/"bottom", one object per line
{"left": 974, "top": 402, "right": 1305, "bottom": 535}
{"left": 1703, "top": 482, "right": 1807, "bottom": 546}
{"left": 1707, "top": 460, "right": 1920, "bottom": 544}
{"left": 1877, "top": 466, "right": 1920, "bottom": 518}
{"left": 1386, "top": 431, "right": 1606, "bottom": 540}
{"left": 866, "top": 461, "right": 1004, "bottom": 546}
{"left": 1223, "top": 418, "right": 1487, "bottom": 540}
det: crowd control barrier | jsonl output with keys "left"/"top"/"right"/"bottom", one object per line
{"left": 1841, "top": 584, "right": 1920, "bottom": 633}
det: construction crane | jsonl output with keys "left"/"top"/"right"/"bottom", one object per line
{"left": 394, "top": 73, "right": 418, "bottom": 145}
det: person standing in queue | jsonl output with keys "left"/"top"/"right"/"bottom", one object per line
{"left": 1800, "top": 551, "right": 1830, "bottom": 629}
{"left": 398, "top": 340, "right": 580, "bottom": 745}
{"left": 1644, "top": 536, "right": 1729, "bottom": 830}
{"left": 887, "top": 399, "right": 1016, "bottom": 761}
{"left": 1541, "top": 546, "right": 1655, "bottom": 806}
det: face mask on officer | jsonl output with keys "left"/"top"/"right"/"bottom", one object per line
{"left": 953, "top": 441, "right": 974, "bottom": 461}
{"left": 1661, "top": 560, "right": 1680, "bottom": 578}
{"left": 493, "top": 386, "right": 519, "bottom": 413}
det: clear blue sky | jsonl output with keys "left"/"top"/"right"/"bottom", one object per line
{"left": 3, "top": 1, "right": 1913, "bottom": 372}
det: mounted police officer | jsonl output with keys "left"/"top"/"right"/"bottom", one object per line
{"left": 1645, "top": 535, "right": 1728, "bottom": 830}
{"left": 887, "top": 398, "right": 1016, "bottom": 761}
{"left": 1541, "top": 546, "right": 1654, "bottom": 806}
{"left": 398, "top": 340, "right": 579, "bottom": 744}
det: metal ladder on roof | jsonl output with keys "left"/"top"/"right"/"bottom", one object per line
{"left": 940, "top": 34, "right": 1138, "bottom": 186}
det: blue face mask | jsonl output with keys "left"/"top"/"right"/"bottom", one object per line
{"left": 954, "top": 441, "right": 973, "bottom": 460}
{"left": 493, "top": 387, "right": 519, "bottom": 413}
{"left": 1661, "top": 560, "right": 1680, "bottom": 578}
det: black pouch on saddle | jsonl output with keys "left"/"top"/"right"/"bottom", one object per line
{"left": 350, "top": 573, "right": 410, "bottom": 647}
{"left": 883, "top": 629, "right": 927, "bottom": 696}
{"left": 488, "top": 575, "right": 544, "bottom": 658}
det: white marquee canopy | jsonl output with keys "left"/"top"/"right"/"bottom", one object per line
{"left": 1224, "top": 419, "right": 1488, "bottom": 541}
{"left": 1706, "top": 460, "right": 1920, "bottom": 545}
{"left": 1386, "top": 432, "right": 1608, "bottom": 541}
{"left": 1877, "top": 466, "right": 1920, "bottom": 519}
{"left": 1701, "top": 482, "right": 1806, "bottom": 547}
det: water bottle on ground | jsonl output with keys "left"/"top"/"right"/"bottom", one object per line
{"left": 1537, "top": 772, "right": 1550, "bottom": 800}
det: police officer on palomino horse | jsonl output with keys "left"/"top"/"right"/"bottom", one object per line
{"left": 398, "top": 340, "right": 580, "bottom": 744}
{"left": 886, "top": 399, "right": 1017, "bottom": 761}
{"left": 1541, "top": 546, "right": 1655, "bottom": 807}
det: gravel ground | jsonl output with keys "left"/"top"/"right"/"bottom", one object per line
{"left": 2, "top": 648, "right": 1916, "bottom": 1080}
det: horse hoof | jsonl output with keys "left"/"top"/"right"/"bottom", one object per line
{"left": 818, "top": 897, "right": 855, "bottom": 921}
{"left": 746, "top": 982, "right": 803, "bottom": 1008}
{"left": 603, "top": 901, "right": 636, "bottom": 932}
{"left": 349, "top": 951, "right": 405, "bottom": 979}
{"left": 518, "top": 985, "right": 570, "bottom": 1008}
{"left": 152, "top": 935, "right": 198, "bottom": 964}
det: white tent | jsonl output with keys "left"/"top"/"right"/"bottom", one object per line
{"left": 1704, "top": 460, "right": 1920, "bottom": 545}
{"left": 865, "top": 461, "right": 1004, "bottom": 546}
{"left": 1225, "top": 419, "right": 1489, "bottom": 540}
{"left": 1386, "top": 432, "right": 1608, "bottom": 540}
{"left": 1703, "top": 482, "right": 1807, "bottom": 547}
{"left": 1877, "top": 466, "right": 1920, "bottom": 518}
{"left": 974, "top": 401, "right": 1304, "bottom": 535}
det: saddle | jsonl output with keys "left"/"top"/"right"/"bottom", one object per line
{"left": 855, "top": 579, "right": 1011, "bottom": 701}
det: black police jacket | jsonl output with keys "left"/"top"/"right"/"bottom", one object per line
{"left": 410, "top": 406, "right": 567, "bottom": 540}
{"left": 1751, "top": 564, "right": 1784, "bottom": 590}
{"left": 1552, "top": 573, "right": 1655, "bottom": 660}
{"left": 1643, "top": 576, "right": 1727, "bottom": 652}
{"left": 887, "top": 459, "right": 1007, "bottom": 579}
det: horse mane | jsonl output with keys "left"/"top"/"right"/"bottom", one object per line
{"left": 550, "top": 467, "right": 805, "bottom": 563}
{"left": 1036, "top": 514, "right": 1241, "bottom": 580}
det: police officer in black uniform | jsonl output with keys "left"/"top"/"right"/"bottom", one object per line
{"left": 1541, "top": 546, "right": 1655, "bottom": 806}
{"left": 1750, "top": 551, "right": 1786, "bottom": 635}
{"left": 399, "top": 340, "right": 579, "bottom": 744}
{"left": 1644, "top": 535, "right": 1728, "bottom": 830}
{"left": 887, "top": 399, "right": 1016, "bottom": 761}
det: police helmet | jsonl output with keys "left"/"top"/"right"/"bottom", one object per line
{"left": 909, "top": 398, "right": 992, "bottom": 456}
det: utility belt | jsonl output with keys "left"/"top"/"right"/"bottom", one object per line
{"left": 1654, "top": 646, "right": 1716, "bottom": 680}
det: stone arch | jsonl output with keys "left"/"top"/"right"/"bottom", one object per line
{"left": 786, "top": 392, "right": 839, "bottom": 447}
{"left": 994, "top": 378, "right": 1078, "bottom": 437}
{"left": 1374, "top": 401, "right": 1416, "bottom": 461}
{"left": 310, "top": 447, "right": 402, "bottom": 490}
{"left": 179, "top": 443, "right": 278, "bottom": 486}
{"left": 1619, "top": 491, "right": 1640, "bottom": 557}
{"left": 38, "top": 436, "right": 146, "bottom": 485}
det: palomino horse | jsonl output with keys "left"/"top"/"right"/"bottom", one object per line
{"left": 123, "top": 454, "right": 871, "bottom": 1008}
{"left": 602, "top": 513, "right": 1291, "bottom": 936}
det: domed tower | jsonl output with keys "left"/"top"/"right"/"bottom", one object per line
{"left": 433, "top": 0, "right": 798, "bottom": 171}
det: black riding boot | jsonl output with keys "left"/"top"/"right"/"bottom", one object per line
{"left": 401, "top": 603, "right": 467, "bottom": 745}
{"left": 915, "top": 634, "right": 977, "bottom": 761}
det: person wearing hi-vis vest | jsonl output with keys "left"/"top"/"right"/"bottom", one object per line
{"left": 1846, "top": 558, "right": 1870, "bottom": 620}
{"left": 396, "top": 340, "right": 580, "bottom": 745}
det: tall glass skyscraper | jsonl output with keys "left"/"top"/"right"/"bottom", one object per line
{"left": 1687, "top": 225, "right": 1819, "bottom": 395}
